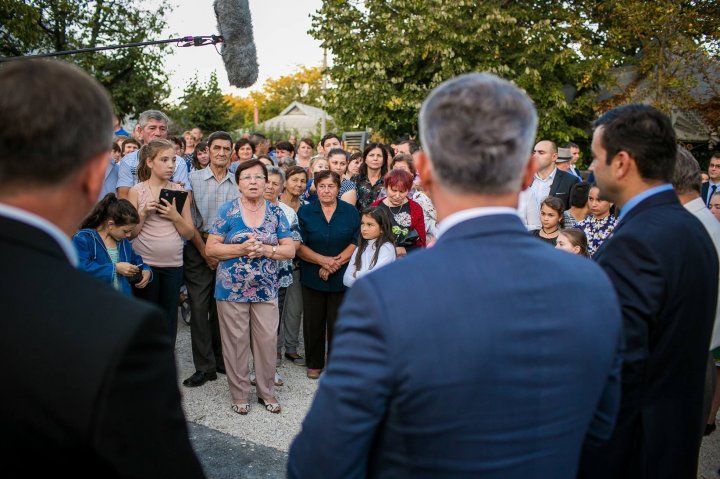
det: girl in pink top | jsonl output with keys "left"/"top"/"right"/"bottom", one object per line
{"left": 128, "top": 139, "right": 194, "bottom": 344}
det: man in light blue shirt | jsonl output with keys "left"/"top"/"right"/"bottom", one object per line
{"left": 116, "top": 109, "right": 191, "bottom": 200}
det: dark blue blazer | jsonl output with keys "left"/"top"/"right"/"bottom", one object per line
{"left": 288, "top": 213, "right": 623, "bottom": 479}
{"left": 578, "top": 190, "right": 718, "bottom": 479}
{"left": 701, "top": 181, "right": 719, "bottom": 206}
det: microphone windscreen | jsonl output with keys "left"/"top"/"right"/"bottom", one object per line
{"left": 214, "top": 0, "right": 259, "bottom": 88}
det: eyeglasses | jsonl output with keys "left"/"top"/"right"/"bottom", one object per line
{"left": 238, "top": 175, "right": 266, "bottom": 182}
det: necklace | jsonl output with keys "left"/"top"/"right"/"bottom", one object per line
{"left": 242, "top": 198, "right": 263, "bottom": 212}
{"left": 146, "top": 180, "right": 169, "bottom": 200}
{"left": 541, "top": 226, "right": 559, "bottom": 236}
{"left": 387, "top": 200, "right": 405, "bottom": 215}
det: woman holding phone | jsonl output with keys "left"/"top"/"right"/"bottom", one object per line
{"left": 128, "top": 139, "right": 194, "bottom": 344}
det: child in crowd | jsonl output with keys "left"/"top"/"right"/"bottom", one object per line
{"left": 576, "top": 184, "right": 617, "bottom": 256}
{"left": 128, "top": 139, "right": 195, "bottom": 343}
{"left": 73, "top": 193, "right": 151, "bottom": 295}
{"left": 344, "top": 207, "right": 396, "bottom": 287}
{"left": 304, "top": 157, "right": 329, "bottom": 202}
{"left": 530, "top": 196, "right": 564, "bottom": 246}
{"left": 555, "top": 228, "right": 589, "bottom": 257}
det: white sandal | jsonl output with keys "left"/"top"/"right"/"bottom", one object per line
{"left": 257, "top": 397, "right": 281, "bottom": 414}
{"left": 231, "top": 403, "right": 249, "bottom": 415}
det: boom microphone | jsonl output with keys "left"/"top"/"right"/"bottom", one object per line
{"left": 214, "top": 0, "right": 259, "bottom": 88}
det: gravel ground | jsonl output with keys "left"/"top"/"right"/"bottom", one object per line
{"left": 175, "top": 316, "right": 318, "bottom": 453}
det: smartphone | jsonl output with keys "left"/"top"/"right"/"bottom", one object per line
{"left": 159, "top": 188, "right": 188, "bottom": 213}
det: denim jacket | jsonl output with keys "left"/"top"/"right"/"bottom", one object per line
{"left": 72, "top": 229, "right": 152, "bottom": 296}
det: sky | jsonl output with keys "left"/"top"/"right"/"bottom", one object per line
{"left": 160, "top": 0, "right": 325, "bottom": 102}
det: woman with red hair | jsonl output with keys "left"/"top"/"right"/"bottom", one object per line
{"left": 372, "top": 169, "right": 426, "bottom": 257}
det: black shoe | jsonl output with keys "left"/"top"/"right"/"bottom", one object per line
{"left": 705, "top": 423, "right": 716, "bottom": 436}
{"left": 182, "top": 371, "right": 217, "bottom": 387}
{"left": 216, "top": 364, "right": 226, "bottom": 375}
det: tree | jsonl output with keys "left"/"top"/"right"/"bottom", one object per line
{"left": 0, "top": 0, "right": 172, "bottom": 118}
{"left": 168, "top": 72, "right": 233, "bottom": 134}
{"left": 310, "top": 0, "right": 608, "bottom": 142}
{"left": 588, "top": 1, "right": 720, "bottom": 135}
{"left": 258, "top": 66, "right": 324, "bottom": 120}
{"left": 225, "top": 66, "right": 325, "bottom": 130}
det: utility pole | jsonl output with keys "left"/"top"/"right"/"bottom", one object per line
{"left": 321, "top": 48, "right": 327, "bottom": 137}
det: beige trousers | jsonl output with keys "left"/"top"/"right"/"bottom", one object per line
{"left": 217, "top": 299, "right": 279, "bottom": 403}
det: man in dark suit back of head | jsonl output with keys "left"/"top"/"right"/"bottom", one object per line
{"left": 0, "top": 60, "right": 205, "bottom": 478}
{"left": 288, "top": 73, "right": 623, "bottom": 479}
{"left": 578, "top": 105, "right": 719, "bottom": 479}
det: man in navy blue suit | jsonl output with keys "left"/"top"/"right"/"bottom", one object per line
{"left": 288, "top": 73, "right": 623, "bottom": 479}
{"left": 578, "top": 105, "right": 719, "bottom": 479}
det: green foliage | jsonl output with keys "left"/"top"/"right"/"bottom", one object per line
{"left": 168, "top": 72, "right": 233, "bottom": 134}
{"left": 311, "top": 0, "right": 719, "bottom": 143}
{"left": 311, "top": 0, "right": 605, "bottom": 142}
{"left": 0, "top": 0, "right": 173, "bottom": 118}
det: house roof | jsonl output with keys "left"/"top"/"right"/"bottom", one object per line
{"left": 259, "top": 101, "right": 333, "bottom": 136}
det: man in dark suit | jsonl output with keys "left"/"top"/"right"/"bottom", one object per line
{"left": 701, "top": 152, "right": 720, "bottom": 206}
{"left": 578, "top": 105, "right": 718, "bottom": 479}
{"left": 519, "top": 140, "right": 580, "bottom": 228}
{"left": 0, "top": 61, "right": 205, "bottom": 478}
{"left": 288, "top": 73, "right": 623, "bottom": 479}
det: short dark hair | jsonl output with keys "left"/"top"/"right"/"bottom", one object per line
{"left": 285, "top": 165, "right": 309, "bottom": 182}
{"left": 391, "top": 153, "right": 416, "bottom": 176}
{"left": 326, "top": 148, "right": 348, "bottom": 160}
{"left": 207, "top": 131, "right": 233, "bottom": 149}
{"left": 398, "top": 139, "right": 420, "bottom": 154}
{"left": 169, "top": 135, "right": 185, "bottom": 150}
{"left": 320, "top": 133, "right": 341, "bottom": 148}
{"left": 541, "top": 196, "right": 566, "bottom": 228}
{"left": 569, "top": 181, "right": 590, "bottom": 208}
{"left": 0, "top": 60, "right": 113, "bottom": 190}
{"left": 314, "top": 170, "right": 341, "bottom": 189}
{"left": 121, "top": 138, "right": 140, "bottom": 153}
{"left": 275, "top": 140, "right": 295, "bottom": 156}
{"left": 565, "top": 142, "right": 579, "bottom": 149}
{"left": 299, "top": 137, "right": 315, "bottom": 149}
{"left": 234, "top": 137, "right": 256, "bottom": 154}
{"left": 234, "top": 159, "right": 268, "bottom": 183}
{"left": 594, "top": 104, "right": 677, "bottom": 182}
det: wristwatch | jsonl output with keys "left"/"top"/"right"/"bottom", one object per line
{"left": 272, "top": 245, "right": 277, "bottom": 257}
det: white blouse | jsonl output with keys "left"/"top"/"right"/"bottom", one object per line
{"left": 343, "top": 239, "right": 396, "bottom": 287}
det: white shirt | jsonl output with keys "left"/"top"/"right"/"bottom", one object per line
{"left": 0, "top": 202, "right": 78, "bottom": 266}
{"left": 520, "top": 168, "right": 557, "bottom": 229}
{"left": 343, "top": 239, "right": 396, "bottom": 287}
{"left": 684, "top": 196, "right": 720, "bottom": 350}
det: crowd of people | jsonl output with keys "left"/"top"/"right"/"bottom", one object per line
{"left": 88, "top": 104, "right": 720, "bottom": 430}
{"left": 4, "top": 59, "right": 720, "bottom": 478}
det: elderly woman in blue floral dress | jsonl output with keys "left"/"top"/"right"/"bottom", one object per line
{"left": 205, "top": 159, "right": 295, "bottom": 415}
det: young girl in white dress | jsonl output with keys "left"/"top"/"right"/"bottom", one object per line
{"left": 344, "top": 207, "right": 396, "bottom": 287}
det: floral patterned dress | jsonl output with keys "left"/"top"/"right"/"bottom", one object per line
{"left": 352, "top": 174, "right": 384, "bottom": 211}
{"left": 210, "top": 199, "right": 292, "bottom": 302}
{"left": 576, "top": 214, "right": 617, "bottom": 257}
